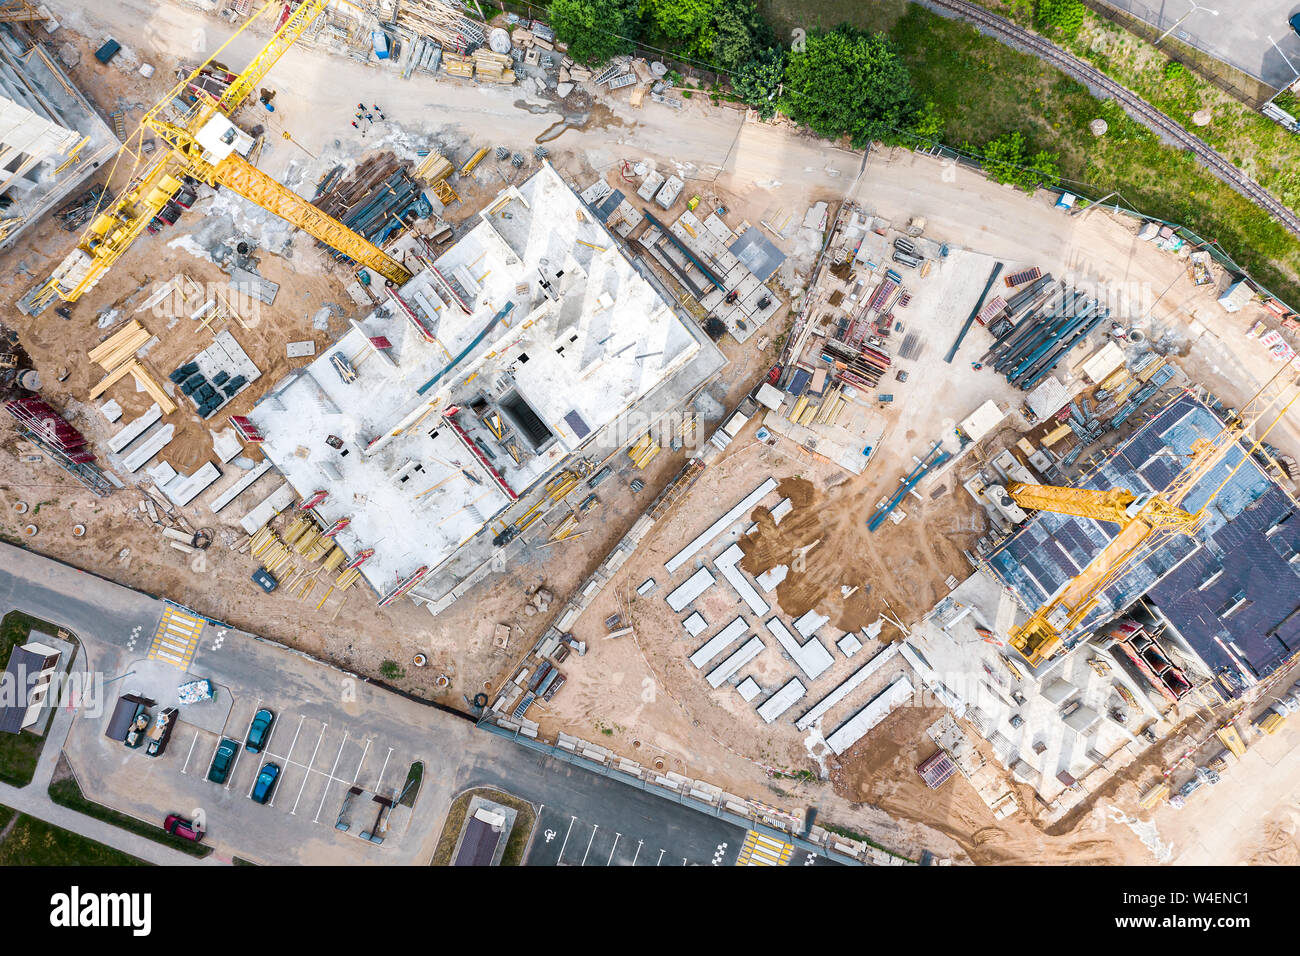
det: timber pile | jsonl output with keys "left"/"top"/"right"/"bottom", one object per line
{"left": 414, "top": 152, "right": 454, "bottom": 184}
{"left": 472, "top": 48, "right": 514, "bottom": 83}
{"left": 393, "top": 0, "right": 479, "bottom": 51}
{"left": 442, "top": 51, "right": 474, "bottom": 78}
{"left": 87, "top": 321, "right": 176, "bottom": 414}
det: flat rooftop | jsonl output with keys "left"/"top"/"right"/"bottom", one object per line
{"left": 251, "top": 163, "right": 715, "bottom": 594}
{"left": 986, "top": 392, "right": 1300, "bottom": 690}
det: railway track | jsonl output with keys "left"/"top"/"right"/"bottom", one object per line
{"left": 923, "top": 0, "right": 1300, "bottom": 238}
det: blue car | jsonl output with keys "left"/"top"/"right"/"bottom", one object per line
{"left": 251, "top": 763, "right": 280, "bottom": 804}
{"left": 245, "top": 708, "right": 275, "bottom": 753}
{"left": 207, "top": 738, "right": 239, "bottom": 784}
{"left": 1292, "top": 12, "right": 1300, "bottom": 38}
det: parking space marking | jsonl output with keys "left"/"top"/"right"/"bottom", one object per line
{"left": 656, "top": 848, "right": 665, "bottom": 866}
{"left": 606, "top": 832, "right": 621, "bottom": 866}
{"left": 281, "top": 715, "right": 306, "bottom": 764}
{"left": 581, "top": 825, "right": 598, "bottom": 865}
{"left": 147, "top": 607, "right": 204, "bottom": 669}
{"left": 314, "top": 731, "right": 350, "bottom": 822}
{"left": 203, "top": 737, "right": 222, "bottom": 781}
{"left": 290, "top": 724, "right": 327, "bottom": 814}
{"left": 180, "top": 730, "right": 200, "bottom": 774}
{"left": 631, "top": 840, "right": 642, "bottom": 866}
{"left": 375, "top": 746, "right": 394, "bottom": 792}
{"left": 350, "top": 738, "right": 372, "bottom": 784}
{"left": 223, "top": 740, "right": 246, "bottom": 791}
{"left": 558, "top": 816, "right": 575, "bottom": 859}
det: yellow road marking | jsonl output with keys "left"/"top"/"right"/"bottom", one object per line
{"left": 147, "top": 607, "right": 204, "bottom": 669}
{"left": 736, "top": 830, "right": 793, "bottom": 866}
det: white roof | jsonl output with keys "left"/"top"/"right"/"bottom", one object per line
{"left": 1025, "top": 376, "right": 1071, "bottom": 420}
{"left": 960, "top": 399, "right": 1005, "bottom": 443}
{"left": 1079, "top": 341, "right": 1125, "bottom": 384}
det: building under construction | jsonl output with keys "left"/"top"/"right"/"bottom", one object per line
{"left": 0, "top": 18, "right": 118, "bottom": 249}
{"left": 250, "top": 162, "right": 725, "bottom": 604}
{"left": 986, "top": 391, "right": 1300, "bottom": 698}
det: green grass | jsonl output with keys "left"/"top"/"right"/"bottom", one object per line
{"left": 398, "top": 761, "right": 423, "bottom": 808}
{"left": 755, "top": 0, "right": 1300, "bottom": 306}
{"left": 0, "top": 808, "right": 147, "bottom": 866}
{"left": 431, "top": 788, "right": 537, "bottom": 866}
{"left": 48, "top": 773, "right": 213, "bottom": 858}
{"left": 0, "top": 610, "right": 67, "bottom": 787}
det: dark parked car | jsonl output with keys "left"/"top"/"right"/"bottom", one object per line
{"left": 251, "top": 763, "right": 280, "bottom": 805}
{"left": 163, "top": 814, "right": 203, "bottom": 842}
{"left": 207, "top": 738, "right": 239, "bottom": 784}
{"left": 245, "top": 708, "right": 275, "bottom": 753}
{"left": 1291, "top": 12, "right": 1300, "bottom": 38}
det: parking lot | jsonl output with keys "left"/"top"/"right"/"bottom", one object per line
{"left": 171, "top": 696, "right": 414, "bottom": 829}
{"left": 527, "top": 804, "right": 742, "bottom": 866}
{"left": 63, "top": 596, "right": 475, "bottom": 865}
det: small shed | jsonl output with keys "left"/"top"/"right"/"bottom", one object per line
{"left": 959, "top": 399, "right": 1004, "bottom": 443}
{"left": 1217, "top": 279, "right": 1253, "bottom": 313}
{"left": 0, "top": 642, "right": 62, "bottom": 733}
{"left": 1078, "top": 341, "right": 1125, "bottom": 384}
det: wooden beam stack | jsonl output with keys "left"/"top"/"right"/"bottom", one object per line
{"left": 414, "top": 152, "right": 454, "bottom": 184}
{"left": 87, "top": 321, "right": 176, "bottom": 415}
{"left": 472, "top": 49, "right": 514, "bottom": 84}
{"left": 442, "top": 52, "right": 474, "bottom": 78}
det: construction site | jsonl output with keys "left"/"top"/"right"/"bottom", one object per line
{"left": 0, "top": 0, "right": 1299, "bottom": 869}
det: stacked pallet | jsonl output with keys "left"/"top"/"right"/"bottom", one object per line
{"left": 87, "top": 321, "right": 176, "bottom": 414}
{"left": 442, "top": 52, "right": 474, "bottom": 78}
{"left": 472, "top": 48, "right": 514, "bottom": 83}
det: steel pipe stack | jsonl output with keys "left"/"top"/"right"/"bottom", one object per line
{"left": 982, "top": 285, "right": 1109, "bottom": 389}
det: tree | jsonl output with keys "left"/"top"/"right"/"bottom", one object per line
{"left": 979, "top": 131, "right": 1060, "bottom": 192}
{"left": 731, "top": 46, "right": 785, "bottom": 118}
{"left": 1035, "top": 0, "right": 1086, "bottom": 40}
{"left": 551, "top": 0, "right": 637, "bottom": 66}
{"left": 707, "top": 0, "right": 773, "bottom": 72}
{"left": 779, "top": 27, "right": 916, "bottom": 149}
{"left": 886, "top": 99, "right": 944, "bottom": 148}
{"left": 644, "top": 0, "right": 721, "bottom": 43}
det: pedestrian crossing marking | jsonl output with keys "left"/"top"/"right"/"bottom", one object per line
{"left": 147, "top": 607, "right": 204, "bottom": 669}
{"left": 736, "top": 830, "right": 793, "bottom": 866}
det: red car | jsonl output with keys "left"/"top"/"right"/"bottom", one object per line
{"left": 163, "top": 814, "right": 204, "bottom": 842}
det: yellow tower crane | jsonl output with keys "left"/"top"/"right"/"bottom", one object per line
{"left": 36, "top": 0, "right": 412, "bottom": 307}
{"left": 1001, "top": 371, "right": 1300, "bottom": 667}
